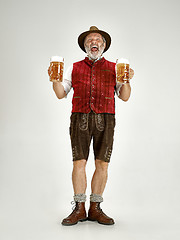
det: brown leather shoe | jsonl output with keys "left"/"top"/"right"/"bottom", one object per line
{"left": 62, "top": 202, "right": 87, "bottom": 226}
{"left": 88, "top": 202, "right": 115, "bottom": 225}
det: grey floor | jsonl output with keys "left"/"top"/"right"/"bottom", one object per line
{"left": 1, "top": 192, "right": 180, "bottom": 240}
{"left": 1, "top": 138, "right": 180, "bottom": 240}
{"left": 1, "top": 207, "right": 179, "bottom": 240}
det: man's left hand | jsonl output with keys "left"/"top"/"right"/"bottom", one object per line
{"left": 130, "top": 68, "right": 134, "bottom": 79}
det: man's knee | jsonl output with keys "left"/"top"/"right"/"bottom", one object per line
{"left": 73, "top": 159, "right": 87, "bottom": 170}
{"left": 95, "top": 159, "right": 109, "bottom": 171}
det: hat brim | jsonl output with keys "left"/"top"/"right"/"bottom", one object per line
{"left": 78, "top": 29, "right": 111, "bottom": 53}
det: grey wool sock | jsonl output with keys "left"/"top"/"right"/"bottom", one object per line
{"left": 90, "top": 193, "right": 103, "bottom": 203}
{"left": 73, "top": 193, "right": 86, "bottom": 202}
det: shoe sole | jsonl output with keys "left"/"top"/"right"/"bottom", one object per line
{"left": 61, "top": 218, "right": 87, "bottom": 226}
{"left": 87, "top": 218, "right": 115, "bottom": 225}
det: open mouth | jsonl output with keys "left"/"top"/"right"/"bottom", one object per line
{"left": 91, "top": 45, "right": 99, "bottom": 52}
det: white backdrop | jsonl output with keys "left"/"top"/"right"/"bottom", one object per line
{"left": 0, "top": 0, "right": 180, "bottom": 239}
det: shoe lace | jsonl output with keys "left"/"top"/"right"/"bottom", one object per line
{"left": 71, "top": 201, "right": 76, "bottom": 211}
{"left": 97, "top": 204, "right": 104, "bottom": 215}
{"left": 71, "top": 201, "right": 75, "bottom": 210}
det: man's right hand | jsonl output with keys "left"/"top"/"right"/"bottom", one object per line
{"left": 48, "top": 66, "right": 51, "bottom": 77}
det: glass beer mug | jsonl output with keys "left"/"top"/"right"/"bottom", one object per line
{"left": 48, "top": 56, "right": 64, "bottom": 82}
{"left": 116, "top": 58, "right": 130, "bottom": 83}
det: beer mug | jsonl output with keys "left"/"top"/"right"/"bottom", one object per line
{"left": 48, "top": 56, "right": 64, "bottom": 82}
{"left": 116, "top": 58, "right": 130, "bottom": 83}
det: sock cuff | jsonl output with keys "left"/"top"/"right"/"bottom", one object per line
{"left": 73, "top": 193, "right": 86, "bottom": 202}
{"left": 90, "top": 193, "right": 103, "bottom": 203}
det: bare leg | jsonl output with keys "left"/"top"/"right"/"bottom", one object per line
{"left": 91, "top": 159, "right": 109, "bottom": 195}
{"left": 72, "top": 159, "right": 87, "bottom": 194}
{"left": 61, "top": 159, "right": 87, "bottom": 226}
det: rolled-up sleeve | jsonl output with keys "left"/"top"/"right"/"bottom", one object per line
{"left": 61, "top": 65, "right": 73, "bottom": 95}
{"left": 115, "top": 82, "right": 123, "bottom": 97}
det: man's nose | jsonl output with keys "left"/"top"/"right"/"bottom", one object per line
{"left": 91, "top": 39, "right": 97, "bottom": 45}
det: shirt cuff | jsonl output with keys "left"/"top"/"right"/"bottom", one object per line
{"left": 116, "top": 82, "right": 123, "bottom": 97}
{"left": 61, "top": 79, "right": 72, "bottom": 95}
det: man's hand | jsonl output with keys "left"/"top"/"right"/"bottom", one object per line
{"left": 129, "top": 68, "right": 134, "bottom": 79}
{"left": 118, "top": 68, "right": 134, "bottom": 101}
{"left": 48, "top": 66, "right": 51, "bottom": 76}
{"left": 48, "top": 66, "right": 66, "bottom": 99}
{"left": 48, "top": 66, "right": 59, "bottom": 81}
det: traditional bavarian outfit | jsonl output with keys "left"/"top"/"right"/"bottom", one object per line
{"left": 61, "top": 26, "right": 123, "bottom": 226}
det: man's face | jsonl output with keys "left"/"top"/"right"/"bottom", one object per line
{"left": 84, "top": 33, "right": 106, "bottom": 60}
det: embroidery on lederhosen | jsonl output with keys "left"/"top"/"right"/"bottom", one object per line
{"left": 104, "top": 147, "right": 112, "bottom": 162}
{"left": 79, "top": 113, "right": 89, "bottom": 131}
{"left": 72, "top": 146, "right": 78, "bottom": 160}
{"left": 95, "top": 114, "right": 105, "bottom": 131}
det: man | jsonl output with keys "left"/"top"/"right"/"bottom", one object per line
{"left": 49, "top": 26, "right": 134, "bottom": 226}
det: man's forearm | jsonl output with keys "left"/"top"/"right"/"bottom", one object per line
{"left": 118, "top": 83, "right": 131, "bottom": 101}
{"left": 53, "top": 82, "right": 66, "bottom": 99}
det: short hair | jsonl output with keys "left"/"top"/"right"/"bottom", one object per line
{"left": 102, "top": 36, "right": 106, "bottom": 44}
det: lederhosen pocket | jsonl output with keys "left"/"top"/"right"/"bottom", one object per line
{"left": 95, "top": 113, "right": 105, "bottom": 131}
{"left": 79, "top": 113, "right": 89, "bottom": 131}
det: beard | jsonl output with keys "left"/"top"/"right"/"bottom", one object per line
{"left": 84, "top": 42, "right": 105, "bottom": 60}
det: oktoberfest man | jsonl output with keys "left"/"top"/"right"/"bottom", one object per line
{"left": 49, "top": 26, "right": 134, "bottom": 226}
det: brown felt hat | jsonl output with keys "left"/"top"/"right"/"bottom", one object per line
{"left": 78, "top": 26, "right": 111, "bottom": 53}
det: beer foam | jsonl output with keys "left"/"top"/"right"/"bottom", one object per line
{"left": 50, "top": 56, "right": 64, "bottom": 62}
{"left": 116, "top": 58, "right": 129, "bottom": 64}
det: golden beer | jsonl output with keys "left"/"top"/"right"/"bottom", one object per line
{"left": 116, "top": 58, "right": 130, "bottom": 83}
{"left": 49, "top": 56, "right": 64, "bottom": 82}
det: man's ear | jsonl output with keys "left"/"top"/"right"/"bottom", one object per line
{"left": 103, "top": 41, "right": 106, "bottom": 51}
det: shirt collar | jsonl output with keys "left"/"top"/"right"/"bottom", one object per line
{"left": 87, "top": 55, "right": 103, "bottom": 62}
{"left": 84, "top": 56, "right": 105, "bottom": 66}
